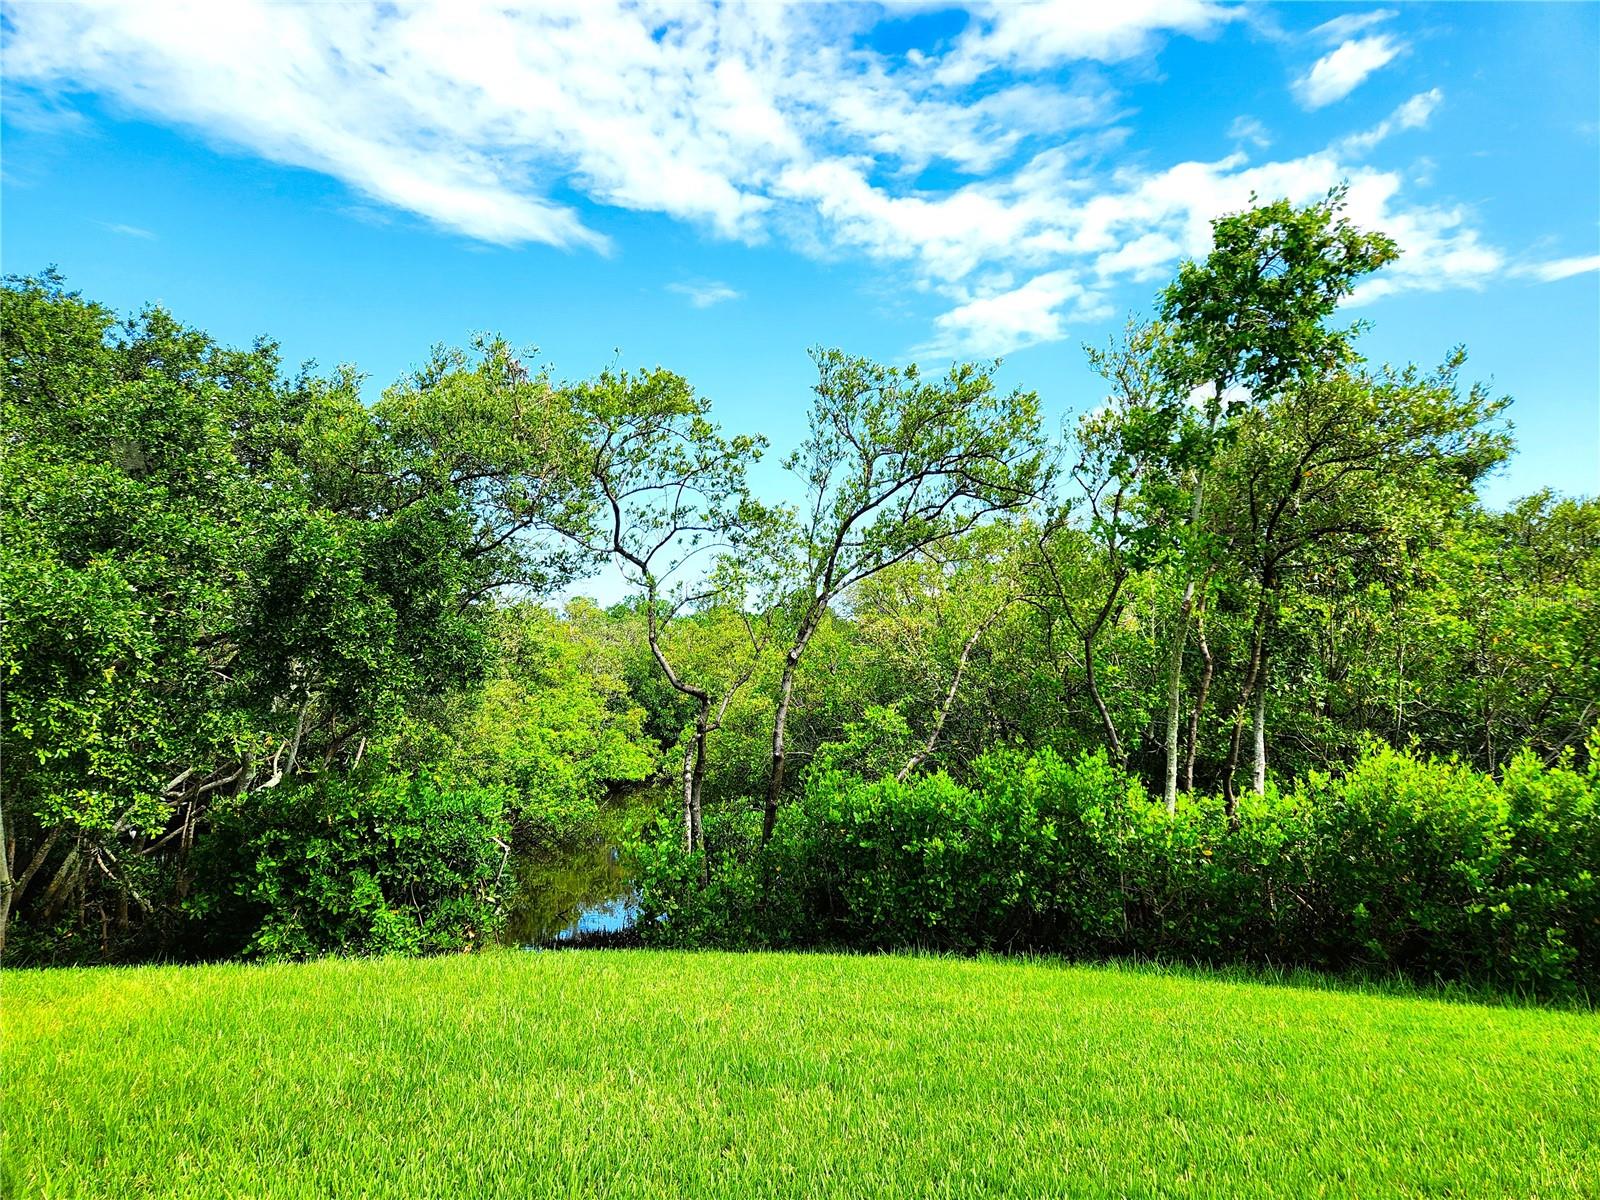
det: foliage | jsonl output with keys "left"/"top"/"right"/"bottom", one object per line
{"left": 193, "top": 767, "right": 511, "bottom": 959}
{"left": 759, "top": 349, "right": 1048, "bottom": 838}
{"left": 437, "top": 602, "right": 655, "bottom": 847}
{"left": 0, "top": 273, "right": 593, "bottom": 961}
{"left": 4, "top": 189, "right": 1596, "bottom": 975}
{"left": 637, "top": 742, "right": 1600, "bottom": 994}
{"left": 1148, "top": 188, "right": 1402, "bottom": 809}
{"left": 1158, "top": 186, "right": 1400, "bottom": 400}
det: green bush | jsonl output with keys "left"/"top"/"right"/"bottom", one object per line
{"left": 636, "top": 743, "right": 1600, "bottom": 994}
{"left": 1493, "top": 749, "right": 1599, "bottom": 988}
{"left": 1294, "top": 745, "right": 1509, "bottom": 979}
{"left": 193, "top": 769, "right": 511, "bottom": 959}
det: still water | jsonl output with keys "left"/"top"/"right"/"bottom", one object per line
{"left": 497, "top": 802, "right": 646, "bottom": 946}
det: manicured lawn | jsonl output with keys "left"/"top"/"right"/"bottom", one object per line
{"left": 5, "top": 951, "right": 1597, "bottom": 1198}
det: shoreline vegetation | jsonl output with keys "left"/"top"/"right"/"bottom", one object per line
{"left": 4, "top": 193, "right": 1595, "bottom": 1001}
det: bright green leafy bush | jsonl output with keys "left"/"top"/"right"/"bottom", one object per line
{"left": 194, "top": 769, "right": 511, "bottom": 958}
{"left": 637, "top": 742, "right": 1600, "bottom": 993}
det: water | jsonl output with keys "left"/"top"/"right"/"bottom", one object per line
{"left": 552, "top": 891, "right": 638, "bottom": 942}
{"left": 497, "top": 807, "right": 646, "bottom": 946}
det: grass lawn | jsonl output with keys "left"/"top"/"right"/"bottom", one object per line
{"left": 5, "top": 951, "right": 1597, "bottom": 1198}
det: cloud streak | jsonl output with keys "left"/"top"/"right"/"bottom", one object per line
{"left": 1337, "top": 89, "right": 1443, "bottom": 157}
{"left": 1514, "top": 256, "right": 1600, "bottom": 283}
{"left": 668, "top": 281, "right": 742, "bottom": 309}
{"left": 95, "top": 220, "right": 157, "bottom": 240}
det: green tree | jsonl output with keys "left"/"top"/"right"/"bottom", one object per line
{"left": 1152, "top": 189, "right": 1399, "bottom": 810}
{"left": 0, "top": 276, "right": 594, "bottom": 959}
{"left": 1206, "top": 353, "right": 1509, "bottom": 807}
{"left": 1029, "top": 320, "right": 1183, "bottom": 768}
{"left": 559, "top": 367, "right": 772, "bottom": 853}
{"left": 760, "top": 349, "right": 1046, "bottom": 844}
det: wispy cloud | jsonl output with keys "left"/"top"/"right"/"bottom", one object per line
{"left": 1513, "top": 255, "right": 1600, "bottom": 283}
{"left": 1228, "top": 115, "right": 1272, "bottom": 150}
{"left": 1337, "top": 89, "right": 1442, "bottom": 157}
{"left": 1294, "top": 34, "right": 1404, "bottom": 108}
{"left": 668, "top": 280, "right": 741, "bottom": 308}
{"left": 916, "top": 270, "right": 1111, "bottom": 359}
{"left": 1, "top": 3, "right": 1519, "bottom": 358}
{"left": 930, "top": 0, "right": 1238, "bottom": 84}
{"left": 1310, "top": 9, "right": 1397, "bottom": 45}
{"left": 95, "top": 220, "right": 156, "bottom": 239}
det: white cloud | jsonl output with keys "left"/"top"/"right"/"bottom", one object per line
{"left": 1294, "top": 35, "right": 1404, "bottom": 108}
{"left": 1310, "top": 9, "right": 1397, "bottom": 44}
{"left": 668, "top": 280, "right": 742, "bottom": 308}
{"left": 1392, "top": 89, "right": 1443, "bottom": 128}
{"left": 1513, "top": 256, "right": 1600, "bottom": 283}
{"left": 1345, "top": 182, "right": 1505, "bottom": 305}
{"left": 1, "top": 1, "right": 1521, "bottom": 358}
{"left": 917, "top": 271, "right": 1111, "bottom": 359}
{"left": 1093, "top": 232, "right": 1184, "bottom": 281}
{"left": 933, "top": 0, "right": 1238, "bottom": 84}
{"left": 1228, "top": 116, "right": 1272, "bottom": 149}
{"left": 1337, "top": 88, "right": 1442, "bottom": 157}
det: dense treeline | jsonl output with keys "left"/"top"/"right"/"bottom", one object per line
{"left": 3, "top": 193, "right": 1596, "bottom": 988}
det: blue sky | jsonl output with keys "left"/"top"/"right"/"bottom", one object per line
{"left": 3, "top": 1, "right": 1597, "bottom": 509}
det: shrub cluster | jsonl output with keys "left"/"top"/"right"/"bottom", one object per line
{"left": 189, "top": 768, "right": 511, "bottom": 959}
{"left": 634, "top": 742, "right": 1599, "bottom": 994}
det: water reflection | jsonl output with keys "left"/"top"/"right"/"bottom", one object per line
{"left": 498, "top": 805, "right": 646, "bottom": 945}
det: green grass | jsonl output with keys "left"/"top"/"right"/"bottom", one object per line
{"left": 6, "top": 951, "right": 1598, "bottom": 1199}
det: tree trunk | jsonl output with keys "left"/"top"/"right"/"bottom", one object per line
{"left": 681, "top": 740, "right": 695, "bottom": 854}
{"left": 0, "top": 823, "right": 11, "bottom": 963}
{"left": 690, "top": 705, "right": 709, "bottom": 856}
{"left": 1162, "top": 441, "right": 1214, "bottom": 813}
{"left": 1162, "top": 605, "right": 1191, "bottom": 814}
{"left": 1, "top": 824, "right": 64, "bottom": 960}
{"left": 761, "top": 647, "right": 802, "bottom": 846}
{"left": 1251, "top": 649, "right": 1269, "bottom": 796}
{"left": 900, "top": 610, "right": 998, "bottom": 781}
{"left": 39, "top": 843, "right": 81, "bottom": 924}
{"left": 1223, "top": 588, "right": 1271, "bottom": 815}
{"left": 764, "top": 606, "right": 827, "bottom": 848}
{"left": 1083, "top": 634, "right": 1126, "bottom": 770}
{"left": 1184, "top": 602, "right": 1214, "bottom": 794}
{"left": 1222, "top": 663, "right": 1260, "bottom": 817}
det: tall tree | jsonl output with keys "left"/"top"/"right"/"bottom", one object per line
{"left": 759, "top": 349, "right": 1045, "bottom": 845}
{"left": 1152, "top": 189, "right": 1399, "bottom": 810}
{"left": 1207, "top": 352, "right": 1509, "bottom": 807}
{"left": 1029, "top": 320, "right": 1183, "bottom": 768}
{"left": 560, "top": 367, "right": 771, "bottom": 853}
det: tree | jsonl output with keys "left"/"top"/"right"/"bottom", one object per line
{"left": 844, "top": 527, "right": 1021, "bottom": 781}
{"left": 559, "top": 367, "right": 771, "bottom": 854}
{"left": 759, "top": 349, "right": 1046, "bottom": 844}
{"left": 1028, "top": 321, "right": 1183, "bottom": 768}
{"left": 0, "top": 275, "right": 594, "bottom": 959}
{"left": 439, "top": 600, "right": 657, "bottom": 846}
{"left": 1152, "top": 189, "right": 1399, "bottom": 810}
{"left": 2, "top": 272, "right": 291, "bottom": 956}
{"left": 1337, "top": 492, "right": 1600, "bottom": 773}
{"left": 1206, "top": 353, "right": 1509, "bottom": 807}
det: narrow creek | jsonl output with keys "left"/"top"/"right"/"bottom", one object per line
{"left": 497, "top": 791, "right": 655, "bottom": 946}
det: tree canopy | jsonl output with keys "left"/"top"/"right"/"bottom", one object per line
{"left": 3, "top": 194, "right": 1593, "bottom": 990}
